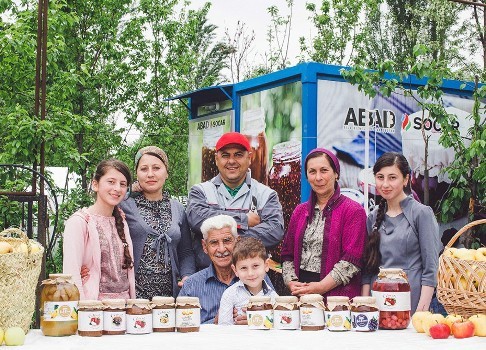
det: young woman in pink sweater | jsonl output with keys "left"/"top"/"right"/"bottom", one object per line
{"left": 63, "top": 159, "right": 136, "bottom": 300}
{"left": 281, "top": 148, "right": 367, "bottom": 299}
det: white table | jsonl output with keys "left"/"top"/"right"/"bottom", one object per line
{"left": 20, "top": 324, "right": 485, "bottom": 350}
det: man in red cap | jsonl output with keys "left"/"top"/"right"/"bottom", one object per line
{"left": 187, "top": 131, "right": 284, "bottom": 270}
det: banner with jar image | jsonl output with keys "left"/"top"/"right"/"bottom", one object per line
{"left": 188, "top": 111, "right": 233, "bottom": 188}
{"left": 240, "top": 81, "right": 303, "bottom": 233}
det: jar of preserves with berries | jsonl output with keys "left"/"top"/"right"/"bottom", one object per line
{"left": 40, "top": 274, "right": 80, "bottom": 336}
{"left": 351, "top": 296, "right": 379, "bottom": 332}
{"left": 371, "top": 268, "right": 411, "bottom": 330}
{"left": 241, "top": 107, "right": 268, "bottom": 184}
{"left": 78, "top": 300, "right": 104, "bottom": 337}
{"left": 102, "top": 299, "right": 126, "bottom": 335}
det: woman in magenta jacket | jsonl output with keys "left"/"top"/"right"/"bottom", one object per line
{"left": 281, "top": 148, "right": 367, "bottom": 299}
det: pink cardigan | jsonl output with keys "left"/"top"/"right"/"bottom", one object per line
{"left": 281, "top": 188, "right": 367, "bottom": 299}
{"left": 62, "top": 209, "right": 136, "bottom": 300}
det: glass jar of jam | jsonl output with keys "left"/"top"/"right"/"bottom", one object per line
{"left": 176, "top": 296, "right": 201, "bottom": 332}
{"left": 351, "top": 296, "right": 379, "bottom": 332}
{"left": 371, "top": 268, "right": 411, "bottom": 330}
{"left": 126, "top": 299, "right": 152, "bottom": 334}
{"left": 246, "top": 296, "right": 273, "bottom": 330}
{"left": 201, "top": 124, "right": 221, "bottom": 182}
{"left": 299, "top": 294, "right": 325, "bottom": 331}
{"left": 102, "top": 299, "right": 126, "bottom": 335}
{"left": 325, "top": 296, "right": 351, "bottom": 331}
{"left": 40, "top": 274, "right": 80, "bottom": 336}
{"left": 78, "top": 300, "right": 104, "bottom": 337}
{"left": 241, "top": 107, "right": 268, "bottom": 184}
{"left": 273, "top": 296, "right": 299, "bottom": 330}
{"left": 151, "top": 296, "right": 176, "bottom": 332}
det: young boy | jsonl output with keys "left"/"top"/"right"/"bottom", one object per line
{"left": 217, "top": 237, "right": 278, "bottom": 325}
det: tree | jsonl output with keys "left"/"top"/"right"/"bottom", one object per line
{"left": 224, "top": 21, "right": 255, "bottom": 83}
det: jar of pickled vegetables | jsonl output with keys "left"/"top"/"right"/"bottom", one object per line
{"left": 371, "top": 268, "right": 411, "bottom": 330}
{"left": 40, "top": 274, "right": 80, "bottom": 336}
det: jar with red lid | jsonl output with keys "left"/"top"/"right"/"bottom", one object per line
{"left": 371, "top": 268, "right": 411, "bottom": 330}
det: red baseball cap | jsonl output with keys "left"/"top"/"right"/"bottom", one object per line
{"left": 215, "top": 132, "right": 251, "bottom": 152}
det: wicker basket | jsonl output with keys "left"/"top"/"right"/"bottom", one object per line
{"left": 0, "top": 228, "right": 44, "bottom": 333}
{"left": 436, "top": 219, "right": 486, "bottom": 318}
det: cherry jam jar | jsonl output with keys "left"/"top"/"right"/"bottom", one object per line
{"left": 371, "top": 268, "right": 411, "bottom": 330}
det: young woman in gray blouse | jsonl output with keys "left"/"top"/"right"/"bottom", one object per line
{"left": 361, "top": 152, "right": 442, "bottom": 313}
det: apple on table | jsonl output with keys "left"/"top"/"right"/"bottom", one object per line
{"left": 469, "top": 314, "right": 486, "bottom": 337}
{"left": 429, "top": 323, "right": 451, "bottom": 339}
{"left": 422, "top": 314, "right": 446, "bottom": 336}
{"left": 444, "top": 314, "right": 463, "bottom": 334}
{"left": 451, "top": 320, "right": 475, "bottom": 339}
{"left": 411, "top": 311, "right": 432, "bottom": 333}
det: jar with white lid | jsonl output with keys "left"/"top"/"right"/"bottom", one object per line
{"left": 325, "top": 296, "right": 351, "bottom": 331}
{"left": 299, "top": 294, "right": 325, "bottom": 331}
{"left": 273, "top": 296, "right": 299, "bottom": 330}
{"left": 152, "top": 296, "right": 176, "bottom": 332}
{"left": 246, "top": 296, "right": 273, "bottom": 330}
{"left": 78, "top": 300, "right": 104, "bottom": 337}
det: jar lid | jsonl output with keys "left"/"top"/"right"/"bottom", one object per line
{"left": 152, "top": 296, "right": 175, "bottom": 305}
{"left": 102, "top": 299, "right": 126, "bottom": 308}
{"left": 351, "top": 296, "right": 376, "bottom": 307}
{"left": 78, "top": 300, "right": 104, "bottom": 309}
{"left": 126, "top": 299, "right": 151, "bottom": 309}
{"left": 274, "top": 296, "right": 298, "bottom": 303}
{"left": 176, "top": 296, "right": 200, "bottom": 306}
{"left": 248, "top": 296, "right": 272, "bottom": 303}
{"left": 378, "top": 268, "right": 408, "bottom": 280}
{"left": 48, "top": 273, "right": 72, "bottom": 279}
{"left": 326, "top": 296, "right": 350, "bottom": 303}
{"left": 299, "top": 294, "right": 323, "bottom": 303}
{"left": 42, "top": 274, "right": 74, "bottom": 285}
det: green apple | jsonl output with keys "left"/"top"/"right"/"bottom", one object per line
{"left": 0, "top": 327, "right": 4, "bottom": 345}
{"left": 4, "top": 327, "right": 25, "bottom": 346}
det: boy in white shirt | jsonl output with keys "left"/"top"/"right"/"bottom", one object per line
{"left": 218, "top": 237, "right": 278, "bottom": 325}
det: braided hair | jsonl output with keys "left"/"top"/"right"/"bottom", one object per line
{"left": 93, "top": 159, "right": 133, "bottom": 269}
{"left": 363, "top": 152, "right": 411, "bottom": 275}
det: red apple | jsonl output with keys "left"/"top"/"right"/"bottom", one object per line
{"left": 429, "top": 323, "right": 451, "bottom": 339}
{"left": 451, "top": 320, "right": 475, "bottom": 339}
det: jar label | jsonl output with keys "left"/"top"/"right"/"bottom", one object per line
{"left": 351, "top": 311, "right": 379, "bottom": 331}
{"left": 299, "top": 307, "right": 324, "bottom": 327}
{"left": 103, "top": 311, "right": 126, "bottom": 332}
{"left": 43, "top": 301, "right": 78, "bottom": 322}
{"left": 247, "top": 310, "right": 273, "bottom": 329}
{"left": 325, "top": 310, "right": 351, "bottom": 331}
{"left": 127, "top": 314, "right": 152, "bottom": 334}
{"left": 273, "top": 310, "right": 300, "bottom": 330}
{"left": 176, "top": 308, "right": 200, "bottom": 328}
{"left": 78, "top": 310, "right": 103, "bottom": 332}
{"left": 372, "top": 291, "right": 411, "bottom": 311}
{"left": 153, "top": 309, "right": 176, "bottom": 328}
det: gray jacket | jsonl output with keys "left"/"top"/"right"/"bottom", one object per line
{"left": 120, "top": 196, "right": 196, "bottom": 297}
{"left": 186, "top": 173, "right": 284, "bottom": 269}
{"left": 363, "top": 195, "right": 442, "bottom": 313}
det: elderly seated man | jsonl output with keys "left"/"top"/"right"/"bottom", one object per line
{"left": 178, "top": 214, "right": 272, "bottom": 324}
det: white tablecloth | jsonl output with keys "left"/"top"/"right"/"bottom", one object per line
{"left": 19, "top": 324, "right": 485, "bottom": 350}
